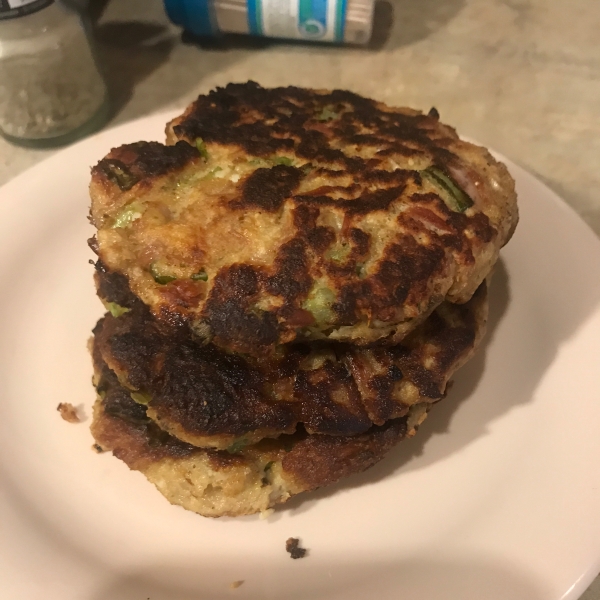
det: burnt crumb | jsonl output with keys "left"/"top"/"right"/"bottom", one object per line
{"left": 286, "top": 537, "right": 307, "bottom": 559}
{"left": 428, "top": 106, "right": 440, "bottom": 119}
{"left": 92, "top": 443, "right": 105, "bottom": 453}
{"left": 57, "top": 402, "right": 81, "bottom": 423}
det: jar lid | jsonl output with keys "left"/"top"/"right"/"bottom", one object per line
{"left": 164, "top": 0, "right": 220, "bottom": 36}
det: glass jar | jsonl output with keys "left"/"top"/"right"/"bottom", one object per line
{"left": 0, "top": 0, "right": 109, "bottom": 147}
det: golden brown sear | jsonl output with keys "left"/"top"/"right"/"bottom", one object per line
{"left": 92, "top": 262, "right": 487, "bottom": 450}
{"left": 91, "top": 358, "right": 424, "bottom": 518}
{"left": 89, "top": 82, "right": 516, "bottom": 356}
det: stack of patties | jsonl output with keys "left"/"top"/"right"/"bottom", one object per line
{"left": 88, "top": 83, "right": 518, "bottom": 518}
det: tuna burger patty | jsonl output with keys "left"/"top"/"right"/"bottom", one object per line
{"left": 89, "top": 82, "right": 516, "bottom": 356}
{"left": 91, "top": 356, "right": 429, "bottom": 518}
{"left": 92, "top": 263, "right": 488, "bottom": 451}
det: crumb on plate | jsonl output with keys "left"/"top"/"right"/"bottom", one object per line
{"left": 57, "top": 402, "right": 81, "bottom": 423}
{"left": 286, "top": 537, "right": 307, "bottom": 559}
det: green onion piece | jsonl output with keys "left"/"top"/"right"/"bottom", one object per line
{"left": 248, "top": 158, "right": 265, "bottom": 166}
{"left": 316, "top": 106, "right": 339, "bottom": 122}
{"left": 191, "top": 269, "right": 208, "bottom": 281}
{"left": 226, "top": 438, "right": 249, "bottom": 454}
{"left": 102, "top": 160, "right": 139, "bottom": 191}
{"left": 130, "top": 391, "right": 151, "bottom": 405}
{"left": 302, "top": 285, "right": 336, "bottom": 326}
{"left": 111, "top": 203, "right": 144, "bottom": 229}
{"left": 327, "top": 244, "right": 351, "bottom": 264}
{"left": 106, "top": 302, "right": 131, "bottom": 318}
{"left": 271, "top": 156, "right": 294, "bottom": 166}
{"left": 195, "top": 138, "right": 209, "bottom": 160}
{"left": 200, "top": 166, "right": 222, "bottom": 181}
{"left": 422, "top": 167, "right": 474, "bottom": 212}
{"left": 150, "top": 263, "right": 176, "bottom": 285}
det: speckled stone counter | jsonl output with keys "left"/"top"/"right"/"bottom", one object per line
{"left": 1, "top": 0, "right": 598, "bottom": 596}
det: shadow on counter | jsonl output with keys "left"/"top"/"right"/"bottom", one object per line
{"left": 93, "top": 20, "right": 176, "bottom": 119}
{"left": 84, "top": 0, "right": 466, "bottom": 121}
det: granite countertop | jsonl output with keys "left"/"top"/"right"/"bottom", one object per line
{"left": 1, "top": 0, "right": 598, "bottom": 596}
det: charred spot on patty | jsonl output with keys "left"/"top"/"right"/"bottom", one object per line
{"left": 235, "top": 164, "right": 303, "bottom": 211}
{"left": 203, "top": 265, "right": 280, "bottom": 353}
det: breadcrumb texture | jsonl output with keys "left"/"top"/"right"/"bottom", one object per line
{"left": 89, "top": 82, "right": 517, "bottom": 356}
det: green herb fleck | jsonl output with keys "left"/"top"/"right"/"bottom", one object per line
{"left": 111, "top": 202, "right": 144, "bottom": 229}
{"left": 226, "top": 438, "right": 249, "bottom": 454}
{"left": 302, "top": 284, "right": 337, "bottom": 326}
{"left": 316, "top": 106, "right": 339, "bottom": 122}
{"left": 271, "top": 156, "right": 294, "bottom": 166}
{"left": 105, "top": 301, "right": 131, "bottom": 318}
{"left": 421, "top": 166, "right": 474, "bottom": 212}
{"left": 130, "top": 391, "right": 151, "bottom": 405}
{"left": 191, "top": 269, "right": 208, "bottom": 281}
{"left": 200, "top": 166, "right": 222, "bottom": 181}
{"left": 102, "top": 160, "right": 139, "bottom": 191}
{"left": 195, "top": 138, "right": 209, "bottom": 160}
{"left": 264, "top": 461, "right": 274, "bottom": 471}
{"left": 248, "top": 158, "right": 265, "bottom": 166}
{"left": 150, "top": 263, "right": 176, "bottom": 285}
{"left": 327, "top": 244, "right": 351, "bottom": 264}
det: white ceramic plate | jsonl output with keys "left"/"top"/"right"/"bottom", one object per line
{"left": 1, "top": 113, "right": 599, "bottom": 600}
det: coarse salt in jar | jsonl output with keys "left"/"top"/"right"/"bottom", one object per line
{"left": 0, "top": 0, "right": 109, "bottom": 146}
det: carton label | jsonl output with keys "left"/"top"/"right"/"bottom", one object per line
{"left": 247, "top": 0, "right": 346, "bottom": 42}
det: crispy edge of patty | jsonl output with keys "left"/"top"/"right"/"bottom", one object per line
{"left": 92, "top": 267, "right": 488, "bottom": 449}
{"left": 90, "top": 363, "right": 427, "bottom": 518}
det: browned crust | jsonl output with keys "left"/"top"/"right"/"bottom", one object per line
{"left": 280, "top": 416, "right": 407, "bottom": 490}
{"left": 92, "top": 263, "right": 487, "bottom": 448}
{"left": 167, "top": 83, "right": 450, "bottom": 163}
{"left": 90, "top": 83, "right": 516, "bottom": 356}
